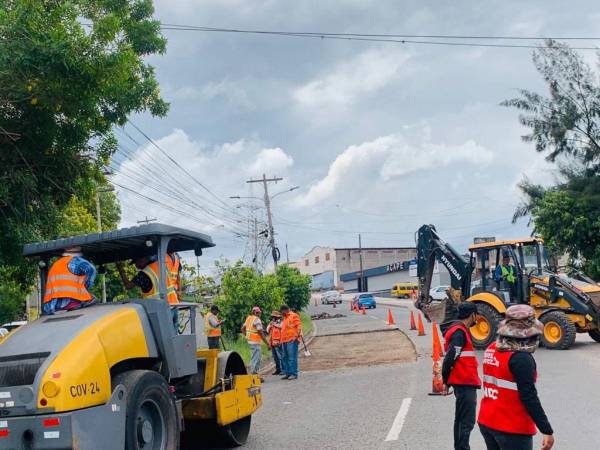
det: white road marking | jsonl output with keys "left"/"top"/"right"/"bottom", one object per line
{"left": 369, "top": 315, "right": 379, "bottom": 320}
{"left": 384, "top": 397, "right": 412, "bottom": 442}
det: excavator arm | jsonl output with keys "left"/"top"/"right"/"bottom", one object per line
{"left": 415, "top": 224, "right": 473, "bottom": 322}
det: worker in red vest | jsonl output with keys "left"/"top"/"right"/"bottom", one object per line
{"left": 441, "top": 302, "right": 481, "bottom": 450}
{"left": 266, "top": 311, "right": 283, "bottom": 375}
{"left": 478, "top": 305, "right": 554, "bottom": 450}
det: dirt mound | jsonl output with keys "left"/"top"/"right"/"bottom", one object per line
{"left": 311, "top": 312, "right": 346, "bottom": 320}
{"left": 300, "top": 329, "right": 416, "bottom": 371}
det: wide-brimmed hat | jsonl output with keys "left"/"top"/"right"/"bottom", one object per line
{"left": 271, "top": 311, "right": 282, "bottom": 318}
{"left": 498, "top": 305, "right": 543, "bottom": 338}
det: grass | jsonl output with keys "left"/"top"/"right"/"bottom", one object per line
{"left": 222, "top": 311, "right": 314, "bottom": 364}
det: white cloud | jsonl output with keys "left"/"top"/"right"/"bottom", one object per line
{"left": 249, "top": 148, "right": 294, "bottom": 174}
{"left": 293, "top": 48, "right": 412, "bottom": 108}
{"left": 296, "top": 126, "right": 493, "bottom": 206}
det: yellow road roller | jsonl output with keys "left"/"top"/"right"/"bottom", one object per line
{"left": 0, "top": 224, "right": 261, "bottom": 449}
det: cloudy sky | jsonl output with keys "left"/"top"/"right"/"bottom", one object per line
{"left": 112, "top": 0, "right": 600, "bottom": 270}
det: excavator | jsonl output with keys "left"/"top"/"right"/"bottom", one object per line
{"left": 0, "top": 224, "right": 261, "bottom": 449}
{"left": 415, "top": 224, "right": 600, "bottom": 350}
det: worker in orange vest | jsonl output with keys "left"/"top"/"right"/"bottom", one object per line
{"left": 441, "top": 302, "right": 481, "bottom": 450}
{"left": 280, "top": 304, "right": 302, "bottom": 380}
{"left": 241, "top": 306, "right": 270, "bottom": 376}
{"left": 267, "top": 311, "right": 283, "bottom": 375}
{"left": 204, "top": 305, "right": 223, "bottom": 350}
{"left": 43, "top": 246, "right": 96, "bottom": 315}
{"left": 478, "top": 305, "right": 554, "bottom": 450}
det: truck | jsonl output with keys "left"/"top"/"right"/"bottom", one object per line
{"left": 0, "top": 224, "right": 261, "bottom": 449}
{"left": 415, "top": 224, "right": 600, "bottom": 349}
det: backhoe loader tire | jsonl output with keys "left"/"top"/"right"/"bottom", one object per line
{"left": 112, "top": 370, "right": 179, "bottom": 450}
{"left": 540, "top": 311, "right": 576, "bottom": 350}
{"left": 471, "top": 303, "right": 503, "bottom": 349}
{"left": 588, "top": 329, "right": 600, "bottom": 343}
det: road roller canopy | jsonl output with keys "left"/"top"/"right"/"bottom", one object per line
{"left": 23, "top": 223, "right": 215, "bottom": 265}
{"left": 468, "top": 237, "right": 543, "bottom": 251}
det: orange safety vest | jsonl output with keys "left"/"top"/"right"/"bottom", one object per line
{"left": 268, "top": 321, "right": 282, "bottom": 346}
{"left": 43, "top": 256, "right": 92, "bottom": 303}
{"left": 281, "top": 311, "right": 302, "bottom": 343}
{"left": 204, "top": 312, "right": 222, "bottom": 337}
{"left": 244, "top": 315, "right": 262, "bottom": 344}
{"left": 141, "top": 259, "right": 179, "bottom": 305}
{"left": 168, "top": 253, "right": 181, "bottom": 291}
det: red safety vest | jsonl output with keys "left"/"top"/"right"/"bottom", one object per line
{"left": 43, "top": 256, "right": 92, "bottom": 303}
{"left": 478, "top": 342, "right": 537, "bottom": 435}
{"left": 443, "top": 323, "right": 481, "bottom": 387}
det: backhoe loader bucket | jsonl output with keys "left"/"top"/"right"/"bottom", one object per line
{"left": 420, "top": 299, "right": 457, "bottom": 324}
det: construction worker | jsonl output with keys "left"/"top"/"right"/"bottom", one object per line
{"left": 441, "top": 302, "right": 481, "bottom": 450}
{"left": 280, "top": 304, "right": 302, "bottom": 380}
{"left": 43, "top": 246, "right": 96, "bottom": 315}
{"left": 267, "top": 311, "right": 283, "bottom": 375}
{"left": 241, "top": 306, "right": 270, "bottom": 377}
{"left": 495, "top": 252, "right": 517, "bottom": 300}
{"left": 478, "top": 305, "right": 554, "bottom": 450}
{"left": 204, "top": 305, "right": 223, "bottom": 349}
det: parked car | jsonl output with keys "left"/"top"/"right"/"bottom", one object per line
{"left": 321, "top": 290, "right": 342, "bottom": 304}
{"left": 352, "top": 293, "right": 377, "bottom": 309}
{"left": 429, "top": 285, "right": 449, "bottom": 301}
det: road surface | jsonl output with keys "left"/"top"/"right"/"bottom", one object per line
{"left": 239, "top": 296, "right": 600, "bottom": 450}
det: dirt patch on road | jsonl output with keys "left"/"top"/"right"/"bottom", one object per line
{"left": 300, "top": 329, "right": 416, "bottom": 371}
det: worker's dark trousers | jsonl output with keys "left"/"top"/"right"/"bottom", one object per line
{"left": 207, "top": 336, "right": 220, "bottom": 349}
{"left": 453, "top": 386, "right": 477, "bottom": 450}
{"left": 479, "top": 424, "right": 533, "bottom": 450}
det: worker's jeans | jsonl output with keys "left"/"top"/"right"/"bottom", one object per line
{"left": 271, "top": 345, "right": 283, "bottom": 373}
{"left": 453, "top": 386, "right": 477, "bottom": 450}
{"left": 282, "top": 340, "right": 299, "bottom": 377}
{"left": 479, "top": 424, "right": 533, "bottom": 450}
{"left": 249, "top": 343, "right": 262, "bottom": 374}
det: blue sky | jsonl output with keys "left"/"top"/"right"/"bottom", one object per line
{"left": 112, "top": 0, "right": 600, "bottom": 270}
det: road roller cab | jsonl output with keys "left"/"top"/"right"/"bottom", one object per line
{"left": 0, "top": 224, "right": 262, "bottom": 449}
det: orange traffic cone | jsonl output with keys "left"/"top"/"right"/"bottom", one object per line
{"left": 354, "top": 303, "right": 359, "bottom": 313}
{"left": 361, "top": 305, "right": 366, "bottom": 315}
{"left": 432, "top": 321, "right": 444, "bottom": 357}
{"left": 387, "top": 309, "right": 395, "bottom": 326}
{"left": 417, "top": 313, "right": 426, "bottom": 336}
{"left": 409, "top": 311, "right": 417, "bottom": 330}
{"left": 429, "top": 326, "right": 444, "bottom": 395}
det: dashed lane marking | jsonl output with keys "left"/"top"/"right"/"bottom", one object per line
{"left": 384, "top": 397, "right": 412, "bottom": 442}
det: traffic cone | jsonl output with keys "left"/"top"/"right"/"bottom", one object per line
{"left": 354, "top": 303, "right": 359, "bottom": 313}
{"left": 387, "top": 309, "right": 395, "bottom": 326}
{"left": 432, "top": 321, "right": 444, "bottom": 357}
{"left": 429, "top": 326, "right": 444, "bottom": 396}
{"left": 409, "top": 311, "right": 417, "bottom": 330}
{"left": 417, "top": 313, "right": 426, "bottom": 336}
{"left": 361, "top": 305, "right": 366, "bottom": 315}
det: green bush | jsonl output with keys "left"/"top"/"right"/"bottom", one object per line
{"left": 276, "top": 264, "right": 311, "bottom": 312}
{"left": 214, "top": 262, "right": 284, "bottom": 339}
{"left": 0, "top": 268, "right": 27, "bottom": 324}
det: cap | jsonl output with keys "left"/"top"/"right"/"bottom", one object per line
{"left": 271, "top": 311, "right": 282, "bottom": 318}
{"left": 498, "top": 305, "right": 543, "bottom": 338}
{"left": 457, "top": 302, "right": 478, "bottom": 319}
{"left": 252, "top": 306, "right": 262, "bottom": 314}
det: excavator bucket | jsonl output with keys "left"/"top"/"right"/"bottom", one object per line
{"left": 421, "top": 300, "right": 452, "bottom": 324}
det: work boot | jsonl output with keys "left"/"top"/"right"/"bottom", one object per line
{"left": 287, "top": 375, "right": 298, "bottom": 380}
{"left": 272, "top": 370, "right": 282, "bottom": 375}
{"left": 281, "top": 374, "right": 290, "bottom": 379}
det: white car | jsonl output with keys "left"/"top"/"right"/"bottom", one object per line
{"left": 321, "top": 290, "right": 342, "bottom": 304}
{"left": 429, "top": 286, "right": 449, "bottom": 301}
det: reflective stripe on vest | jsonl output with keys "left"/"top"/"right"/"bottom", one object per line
{"left": 443, "top": 323, "right": 481, "bottom": 387}
{"left": 43, "top": 256, "right": 92, "bottom": 303}
{"left": 204, "top": 312, "right": 222, "bottom": 337}
{"left": 244, "top": 315, "right": 262, "bottom": 343}
{"left": 141, "top": 259, "right": 179, "bottom": 304}
{"left": 501, "top": 265, "right": 516, "bottom": 283}
{"left": 477, "top": 342, "right": 537, "bottom": 435}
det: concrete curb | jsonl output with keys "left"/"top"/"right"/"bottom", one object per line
{"left": 258, "top": 320, "right": 319, "bottom": 375}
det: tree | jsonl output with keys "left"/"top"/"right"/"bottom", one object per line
{"left": 505, "top": 40, "right": 600, "bottom": 278}
{"left": 0, "top": 0, "right": 167, "bottom": 288}
{"left": 275, "top": 264, "right": 311, "bottom": 312}
{"left": 214, "top": 262, "right": 284, "bottom": 339}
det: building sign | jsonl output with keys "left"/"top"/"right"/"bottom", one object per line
{"left": 386, "top": 260, "right": 411, "bottom": 273}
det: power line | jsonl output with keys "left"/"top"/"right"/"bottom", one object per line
{"left": 156, "top": 24, "right": 600, "bottom": 50}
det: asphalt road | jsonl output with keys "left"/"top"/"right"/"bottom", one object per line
{"left": 241, "top": 296, "right": 600, "bottom": 450}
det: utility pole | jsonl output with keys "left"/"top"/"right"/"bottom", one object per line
{"left": 137, "top": 216, "right": 157, "bottom": 225}
{"left": 247, "top": 174, "right": 283, "bottom": 269}
{"left": 253, "top": 218, "right": 259, "bottom": 271}
{"left": 358, "top": 233, "right": 364, "bottom": 292}
{"left": 285, "top": 243, "right": 290, "bottom": 263}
